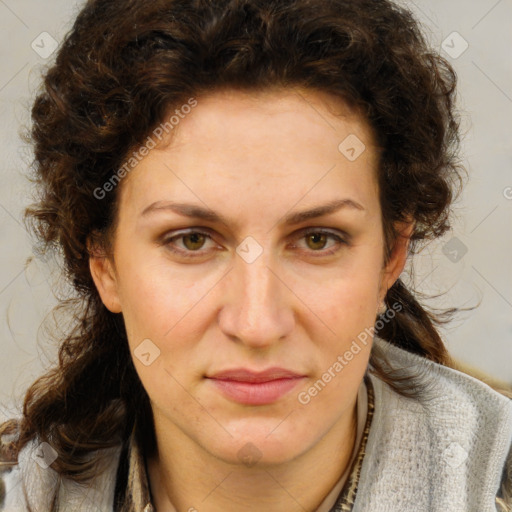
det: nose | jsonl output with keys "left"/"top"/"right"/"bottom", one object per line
{"left": 217, "top": 242, "right": 295, "bottom": 350}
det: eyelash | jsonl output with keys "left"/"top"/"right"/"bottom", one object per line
{"left": 160, "top": 228, "right": 348, "bottom": 259}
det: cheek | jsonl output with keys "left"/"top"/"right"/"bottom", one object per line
{"left": 116, "top": 267, "right": 168, "bottom": 342}
{"left": 309, "top": 253, "right": 383, "bottom": 336}
{"left": 114, "top": 244, "right": 210, "bottom": 341}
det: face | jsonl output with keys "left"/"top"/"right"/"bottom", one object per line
{"left": 90, "top": 88, "right": 409, "bottom": 466}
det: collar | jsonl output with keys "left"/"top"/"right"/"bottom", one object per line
{"left": 352, "top": 337, "right": 512, "bottom": 511}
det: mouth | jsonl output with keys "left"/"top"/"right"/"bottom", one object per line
{"left": 206, "top": 367, "right": 307, "bottom": 405}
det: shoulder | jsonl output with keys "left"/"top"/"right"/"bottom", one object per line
{"left": 0, "top": 418, "right": 28, "bottom": 511}
{"left": 0, "top": 427, "right": 123, "bottom": 511}
{"left": 496, "top": 427, "right": 512, "bottom": 511}
{"left": 369, "top": 337, "right": 512, "bottom": 456}
{"left": 371, "top": 335, "right": 512, "bottom": 422}
{"left": 356, "top": 337, "right": 512, "bottom": 511}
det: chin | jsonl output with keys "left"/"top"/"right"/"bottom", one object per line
{"left": 202, "top": 425, "right": 313, "bottom": 468}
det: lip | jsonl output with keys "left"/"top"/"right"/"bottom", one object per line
{"left": 206, "top": 367, "right": 307, "bottom": 405}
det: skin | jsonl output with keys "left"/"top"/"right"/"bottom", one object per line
{"left": 89, "top": 88, "right": 412, "bottom": 511}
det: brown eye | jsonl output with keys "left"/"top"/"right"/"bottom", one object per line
{"left": 305, "top": 232, "right": 329, "bottom": 251}
{"left": 161, "top": 229, "right": 216, "bottom": 258}
{"left": 181, "top": 232, "right": 207, "bottom": 251}
{"left": 294, "top": 229, "right": 348, "bottom": 257}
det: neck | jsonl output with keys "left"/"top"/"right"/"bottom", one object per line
{"left": 147, "top": 400, "right": 358, "bottom": 512}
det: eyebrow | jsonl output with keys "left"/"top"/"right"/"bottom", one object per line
{"left": 140, "top": 198, "right": 365, "bottom": 226}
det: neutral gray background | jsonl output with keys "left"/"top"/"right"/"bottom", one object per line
{"left": 0, "top": 0, "right": 511, "bottom": 421}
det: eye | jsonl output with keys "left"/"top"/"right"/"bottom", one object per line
{"left": 161, "top": 229, "right": 216, "bottom": 258}
{"left": 292, "top": 228, "right": 348, "bottom": 256}
{"left": 160, "top": 227, "right": 348, "bottom": 259}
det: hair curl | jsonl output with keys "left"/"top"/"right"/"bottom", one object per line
{"left": 1, "top": 0, "right": 495, "bottom": 498}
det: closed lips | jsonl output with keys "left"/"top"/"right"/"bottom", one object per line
{"left": 206, "top": 368, "right": 306, "bottom": 382}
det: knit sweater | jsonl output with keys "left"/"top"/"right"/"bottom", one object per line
{"left": 1, "top": 336, "right": 511, "bottom": 511}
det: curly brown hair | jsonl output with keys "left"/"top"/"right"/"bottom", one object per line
{"left": 0, "top": 0, "right": 484, "bottom": 495}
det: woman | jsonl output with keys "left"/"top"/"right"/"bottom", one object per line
{"left": 1, "top": 0, "right": 511, "bottom": 510}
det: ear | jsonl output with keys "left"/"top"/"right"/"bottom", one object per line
{"left": 379, "top": 220, "right": 414, "bottom": 301}
{"left": 88, "top": 237, "right": 122, "bottom": 313}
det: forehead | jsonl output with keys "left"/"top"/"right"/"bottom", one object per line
{"left": 163, "top": 87, "right": 375, "bottom": 151}
{"left": 117, "top": 88, "right": 381, "bottom": 225}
